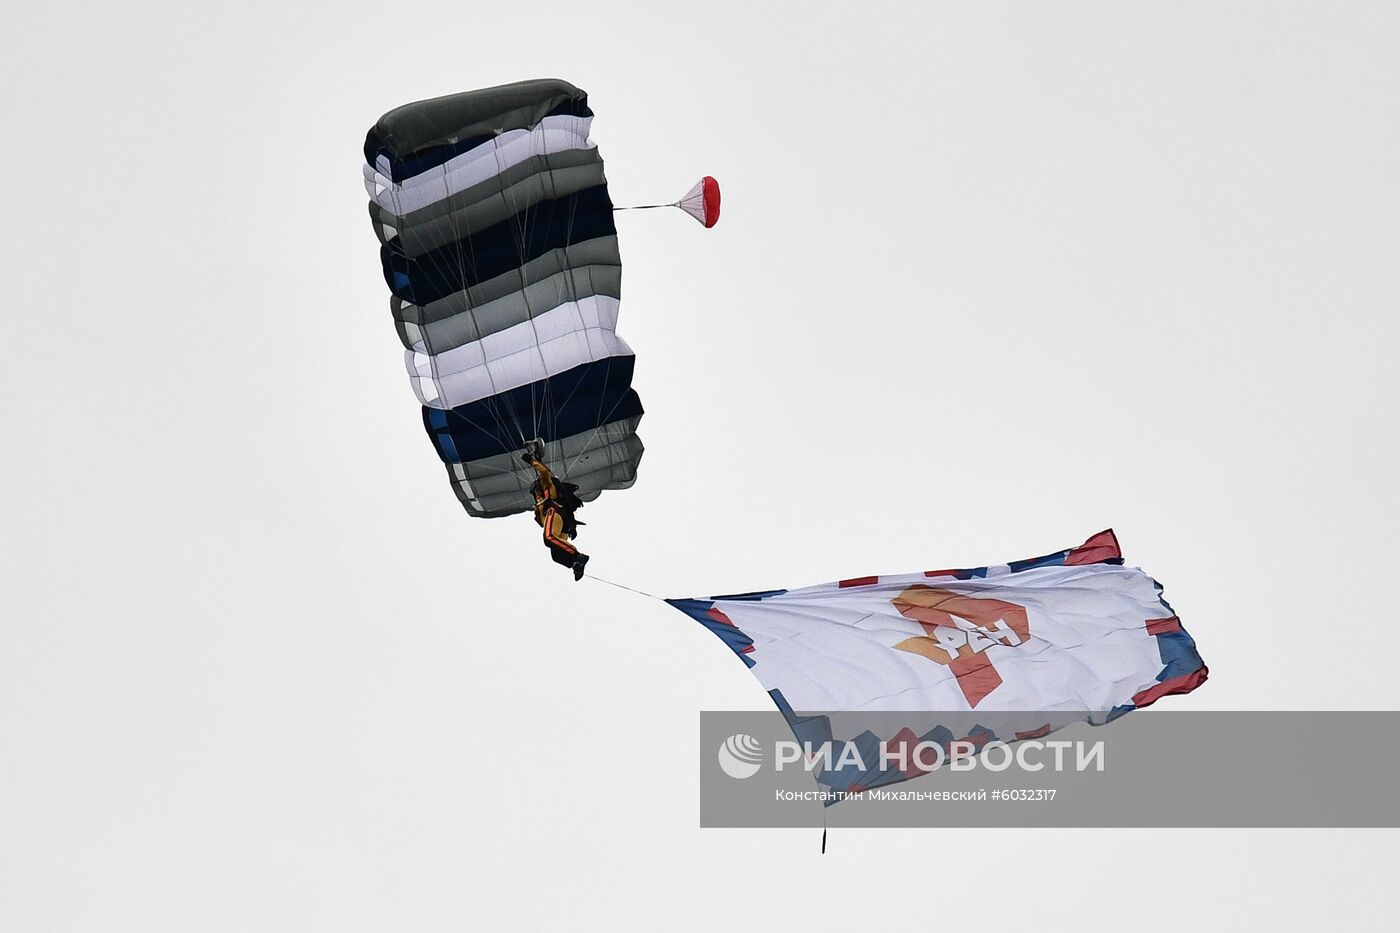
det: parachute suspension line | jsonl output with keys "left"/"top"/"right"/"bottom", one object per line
{"left": 613, "top": 202, "right": 679, "bottom": 211}
{"left": 488, "top": 119, "right": 545, "bottom": 457}
{"left": 560, "top": 422, "right": 606, "bottom": 479}
{"left": 586, "top": 574, "right": 664, "bottom": 602}
{"left": 559, "top": 357, "right": 631, "bottom": 480}
{"left": 410, "top": 167, "right": 530, "bottom": 467}
{"left": 539, "top": 159, "right": 586, "bottom": 454}
{"left": 422, "top": 123, "right": 527, "bottom": 458}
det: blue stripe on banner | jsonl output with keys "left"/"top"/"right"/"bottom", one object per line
{"left": 768, "top": 690, "right": 832, "bottom": 748}
{"left": 422, "top": 356, "right": 641, "bottom": 463}
{"left": 381, "top": 186, "right": 616, "bottom": 305}
{"left": 1153, "top": 629, "right": 1205, "bottom": 683}
{"left": 1008, "top": 550, "right": 1069, "bottom": 574}
{"left": 707, "top": 589, "right": 788, "bottom": 602}
{"left": 365, "top": 98, "right": 594, "bottom": 182}
{"left": 664, "top": 598, "right": 757, "bottom": 668}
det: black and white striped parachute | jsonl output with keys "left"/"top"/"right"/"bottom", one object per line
{"left": 363, "top": 79, "right": 716, "bottom": 518}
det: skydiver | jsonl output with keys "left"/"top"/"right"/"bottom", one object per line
{"left": 520, "top": 441, "right": 590, "bottom": 581}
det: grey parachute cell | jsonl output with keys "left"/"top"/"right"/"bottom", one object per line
{"left": 363, "top": 79, "right": 642, "bottom": 518}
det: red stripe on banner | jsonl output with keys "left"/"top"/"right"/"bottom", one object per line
{"left": 884, "top": 727, "right": 938, "bottom": 779}
{"left": 1065, "top": 528, "right": 1122, "bottom": 565}
{"left": 1145, "top": 615, "right": 1182, "bottom": 636}
{"left": 947, "top": 734, "right": 986, "bottom": 765}
{"left": 706, "top": 607, "right": 735, "bottom": 627}
{"left": 839, "top": 575, "right": 879, "bottom": 588}
{"left": 1131, "top": 666, "right": 1209, "bottom": 708}
{"left": 1015, "top": 723, "right": 1054, "bottom": 741}
{"left": 950, "top": 653, "right": 1004, "bottom": 708}
{"left": 923, "top": 568, "right": 961, "bottom": 578}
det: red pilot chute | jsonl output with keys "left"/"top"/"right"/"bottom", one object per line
{"left": 677, "top": 176, "right": 721, "bottom": 228}
{"left": 615, "top": 176, "right": 721, "bottom": 227}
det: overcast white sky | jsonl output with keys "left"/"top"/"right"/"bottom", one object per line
{"left": 3, "top": 1, "right": 1398, "bottom": 930}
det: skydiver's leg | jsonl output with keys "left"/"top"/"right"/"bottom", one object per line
{"left": 543, "top": 508, "right": 580, "bottom": 569}
{"left": 548, "top": 540, "right": 587, "bottom": 575}
{"left": 542, "top": 507, "right": 588, "bottom": 580}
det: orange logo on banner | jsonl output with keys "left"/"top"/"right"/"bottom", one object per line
{"left": 891, "top": 586, "right": 1032, "bottom": 708}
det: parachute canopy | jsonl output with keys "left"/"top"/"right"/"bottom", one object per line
{"left": 363, "top": 79, "right": 641, "bottom": 518}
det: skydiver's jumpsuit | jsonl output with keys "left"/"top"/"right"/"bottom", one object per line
{"left": 528, "top": 457, "right": 586, "bottom": 569}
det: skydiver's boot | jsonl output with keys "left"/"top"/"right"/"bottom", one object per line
{"left": 572, "top": 554, "right": 590, "bottom": 581}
